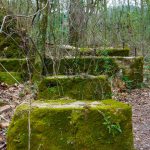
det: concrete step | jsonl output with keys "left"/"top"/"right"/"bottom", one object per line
{"left": 7, "top": 99, "right": 134, "bottom": 150}
{"left": 0, "top": 58, "right": 27, "bottom": 72}
{"left": 38, "top": 75, "right": 112, "bottom": 100}
{"left": 45, "top": 56, "right": 143, "bottom": 88}
{"left": 0, "top": 72, "right": 23, "bottom": 85}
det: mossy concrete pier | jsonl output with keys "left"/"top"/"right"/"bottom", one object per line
{"left": 3, "top": 46, "right": 136, "bottom": 149}
{"left": 7, "top": 100, "right": 134, "bottom": 150}
{"left": 45, "top": 56, "right": 143, "bottom": 88}
{"left": 0, "top": 58, "right": 28, "bottom": 84}
{"left": 38, "top": 75, "right": 112, "bottom": 100}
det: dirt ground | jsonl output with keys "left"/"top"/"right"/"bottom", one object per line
{"left": 113, "top": 88, "right": 150, "bottom": 150}
{"left": 0, "top": 83, "right": 150, "bottom": 150}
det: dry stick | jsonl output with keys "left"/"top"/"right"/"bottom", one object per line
{"left": 0, "top": 115, "right": 9, "bottom": 122}
{"left": 26, "top": 57, "right": 31, "bottom": 150}
{"left": 25, "top": 51, "right": 32, "bottom": 150}
{"left": 0, "top": 143, "right": 6, "bottom": 149}
{"left": 0, "top": 63, "right": 20, "bottom": 84}
{"left": 32, "top": 0, "right": 40, "bottom": 25}
{"left": 26, "top": 57, "right": 32, "bottom": 81}
{"left": 28, "top": 98, "right": 31, "bottom": 150}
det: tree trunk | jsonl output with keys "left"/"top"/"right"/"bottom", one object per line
{"left": 69, "top": 0, "right": 86, "bottom": 46}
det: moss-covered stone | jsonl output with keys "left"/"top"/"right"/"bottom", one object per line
{"left": 38, "top": 75, "right": 112, "bottom": 100}
{"left": 32, "top": 54, "right": 44, "bottom": 83}
{"left": 7, "top": 99, "right": 134, "bottom": 150}
{"left": 45, "top": 57, "right": 119, "bottom": 76}
{"left": 47, "top": 46, "right": 130, "bottom": 58}
{"left": 79, "top": 48, "right": 130, "bottom": 57}
{"left": 0, "top": 10, "right": 34, "bottom": 58}
{"left": 0, "top": 33, "right": 25, "bottom": 58}
{"left": 0, "top": 58, "right": 34, "bottom": 82}
{"left": 0, "top": 58, "right": 27, "bottom": 72}
{"left": 115, "top": 57, "right": 144, "bottom": 88}
{"left": 0, "top": 6, "right": 16, "bottom": 33}
{"left": 96, "top": 48, "right": 130, "bottom": 56}
{"left": 45, "top": 56, "right": 143, "bottom": 88}
{"left": 0, "top": 72, "right": 23, "bottom": 85}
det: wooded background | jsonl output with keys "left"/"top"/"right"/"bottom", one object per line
{"left": 0, "top": 0, "right": 150, "bottom": 59}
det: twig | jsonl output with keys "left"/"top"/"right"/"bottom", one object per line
{"left": 28, "top": 99, "right": 31, "bottom": 150}
{"left": 0, "top": 143, "right": 6, "bottom": 149}
{"left": 0, "top": 115, "right": 9, "bottom": 122}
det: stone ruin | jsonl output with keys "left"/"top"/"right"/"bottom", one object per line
{"left": 0, "top": 45, "right": 142, "bottom": 149}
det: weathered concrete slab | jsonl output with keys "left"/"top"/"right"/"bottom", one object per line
{"left": 0, "top": 58, "right": 27, "bottom": 72}
{"left": 7, "top": 99, "right": 134, "bottom": 150}
{"left": 38, "top": 75, "right": 112, "bottom": 100}
{"left": 0, "top": 72, "right": 23, "bottom": 84}
{"left": 45, "top": 56, "right": 143, "bottom": 88}
{"left": 0, "top": 58, "right": 33, "bottom": 84}
{"left": 46, "top": 45, "right": 130, "bottom": 58}
{"left": 79, "top": 47, "right": 130, "bottom": 56}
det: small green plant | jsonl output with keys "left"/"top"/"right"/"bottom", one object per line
{"left": 67, "top": 110, "right": 83, "bottom": 146}
{"left": 19, "top": 92, "right": 25, "bottom": 98}
{"left": 70, "top": 108, "right": 122, "bottom": 137}
{"left": 122, "top": 76, "right": 133, "bottom": 89}
{"left": 69, "top": 110, "right": 82, "bottom": 125}
{"left": 97, "top": 109, "right": 122, "bottom": 136}
{"left": 103, "top": 115, "right": 122, "bottom": 136}
{"left": 97, "top": 50, "right": 109, "bottom": 56}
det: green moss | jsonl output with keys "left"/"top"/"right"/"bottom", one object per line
{"left": 78, "top": 48, "right": 130, "bottom": 56}
{"left": 96, "top": 48, "right": 130, "bottom": 57}
{"left": 45, "top": 56, "right": 143, "bottom": 89}
{"left": 0, "top": 58, "right": 27, "bottom": 72}
{"left": 45, "top": 57, "right": 119, "bottom": 76}
{"left": 0, "top": 7, "right": 20, "bottom": 56}
{"left": 0, "top": 72, "right": 23, "bottom": 85}
{"left": 0, "top": 33, "right": 25, "bottom": 58}
{"left": 0, "top": 58, "right": 34, "bottom": 82}
{"left": 0, "top": 7, "right": 16, "bottom": 33}
{"left": 32, "top": 54, "right": 43, "bottom": 83}
{"left": 38, "top": 75, "right": 112, "bottom": 100}
{"left": 121, "top": 57, "right": 143, "bottom": 88}
{"left": 0, "top": 8, "right": 6, "bottom": 25}
{"left": 36, "top": 99, "right": 77, "bottom": 104}
{"left": 7, "top": 99, "right": 134, "bottom": 150}
{"left": 79, "top": 47, "right": 90, "bottom": 52}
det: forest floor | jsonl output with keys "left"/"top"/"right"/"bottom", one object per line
{"left": 0, "top": 83, "right": 150, "bottom": 150}
{"left": 113, "top": 88, "right": 150, "bottom": 150}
